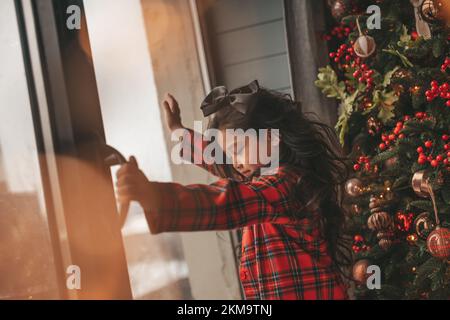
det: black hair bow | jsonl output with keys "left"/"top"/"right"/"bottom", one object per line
{"left": 200, "top": 80, "right": 260, "bottom": 117}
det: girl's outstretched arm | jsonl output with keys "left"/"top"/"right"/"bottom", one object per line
{"left": 142, "top": 170, "right": 302, "bottom": 234}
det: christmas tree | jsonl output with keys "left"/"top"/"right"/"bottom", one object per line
{"left": 316, "top": 0, "right": 450, "bottom": 299}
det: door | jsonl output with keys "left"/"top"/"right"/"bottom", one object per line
{"left": 0, "top": 0, "right": 133, "bottom": 299}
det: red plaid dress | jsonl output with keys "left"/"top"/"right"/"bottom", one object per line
{"left": 144, "top": 129, "right": 348, "bottom": 300}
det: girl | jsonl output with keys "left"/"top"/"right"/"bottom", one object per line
{"left": 116, "top": 81, "right": 351, "bottom": 300}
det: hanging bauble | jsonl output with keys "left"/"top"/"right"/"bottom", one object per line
{"left": 411, "top": 0, "right": 432, "bottom": 39}
{"left": 378, "top": 238, "right": 393, "bottom": 250}
{"left": 345, "top": 178, "right": 364, "bottom": 197}
{"left": 368, "top": 211, "right": 394, "bottom": 250}
{"left": 367, "top": 116, "right": 382, "bottom": 136}
{"left": 353, "top": 34, "right": 376, "bottom": 58}
{"left": 420, "top": 0, "right": 444, "bottom": 24}
{"left": 353, "top": 18, "right": 376, "bottom": 58}
{"left": 352, "top": 259, "right": 370, "bottom": 283}
{"left": 368, "top": 211, "right": 394, "bottom": 231}
{"left": 369, "top": 195, "right": 386, "bottom": 213}
{"left": 426, "top": 226, "right": 450, "bottom": 259}
{"left": 411, "top": 170, "right": 432, "bottom": 198}
{"left": 414, "top": 212, "right": 436, "bottom": 239}
{"left": 330, "top": 0, "right": 351, "bottom": 21}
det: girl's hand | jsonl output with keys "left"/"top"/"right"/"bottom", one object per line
{"left": 116, "top": 156, "right": 154, "bottom": 212}
{"left": 162, "top": 93, "right": 184, "bottom": 132}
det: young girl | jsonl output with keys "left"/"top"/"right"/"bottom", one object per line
{"left": 116, "top": 81, "right": 351, "bottom": 300}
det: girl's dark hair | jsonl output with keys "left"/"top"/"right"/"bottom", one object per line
{"left": 208, "top": 87, "right": 352, "bottom": 273}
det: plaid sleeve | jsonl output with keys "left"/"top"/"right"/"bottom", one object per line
{"left": 179, "top": 128, "right": 237, "bottom": 179}
{"left": 145, "top": 173, "right": 299, "bottom": 234}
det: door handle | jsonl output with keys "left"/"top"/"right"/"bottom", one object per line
{"left": 99, "top": 143, "right": 130, "bottom": 228}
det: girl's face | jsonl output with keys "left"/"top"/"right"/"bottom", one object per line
{"left": 219, "top": 129, "right": 273, "bottom": 178}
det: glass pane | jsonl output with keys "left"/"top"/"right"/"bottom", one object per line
{"left": 84, "top": 0, "right": 192, "bottom": 299}
{"left": 0, "top": 0, "right": 59, "bottom": 299}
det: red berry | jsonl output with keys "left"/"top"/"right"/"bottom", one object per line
{"left": 329, "top": 52, "right": 336, "bottom": 58}
{"left": 444, "top": 158, "right": 449, "bottom": 165}
{"left": 448, "top": 151, "right": 450, "bottom": 157}
{"left": 394, "top": 127, "right": 401, "bottom": 135}
{"left": 446, "top": 100, "right": 450, "bottom": 107}
{"left": 436, "top": 155, "right": 443, "bottom": 162}
{"left": 354, "top": 235, "right": 364, "bottom": 242}
{"left": 445, "top": 144, "right": 450, "bottom": 151}
{"left": 442, "top": 134, "right": 449, "bottom": 141}
{"left": 399, "top": 133, "right": 405, "bottom": 139}
{"left": 418, "top": 157, "right": 427, "bottom": 165}
{"left": 379, "top": 143, "right": 386, "bottom": 150}
{"left": 417, "top": 146, "right": 424, "bottom": 154}
{"left": 353, "top": 163, "right": 361, "bottom": 171}
{"left": 431, "top": 160, "right": 439, "bottom": 167}
{"left": 425, "top": 140, "right": 433, "bottom": 148}
{"left": 415, "top": 112, "right": 424, "bottom": 119}
{"left": 389, "top": 134, "right": 396, "bottom": 141}
{"left": 365, "top": 163, "right": 371, "bottom": 171}
{"left": 382, "top": 134, "right": 388, "bottom": 142}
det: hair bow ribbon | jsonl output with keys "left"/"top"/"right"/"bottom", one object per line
{"left": 200, "top": 80, "right": 260, "bottom": 117}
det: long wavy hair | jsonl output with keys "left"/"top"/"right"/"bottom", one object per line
{"left": 208, "top": 87, "right": 352, "bottom": 273}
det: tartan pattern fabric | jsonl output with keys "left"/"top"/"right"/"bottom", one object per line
{"left": 145, "top": 129, "right": 348, "bottom": 300}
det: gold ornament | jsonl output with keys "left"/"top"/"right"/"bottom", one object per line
{"left": 353, "top": 18, "right": 376, "bottom": 58}
{"left": 368, "top": 211, "right": 394, "bottom": 231}
{"left": 353, "top": 259, "right": 370, "bottom": 283}
{"left": 378, "top": 238, "right": 393, "bottom": 250}
{"left": 407, "top": 233, "right": 419, "bottom": 245}
{"left": 345, "top": 178, "right": 364, "bottom": 197}
{"left": 420, "top": 0, "right": 444, "bottom": 24}
{"left": 368, "top": 211, "right": 394, "bottom": 250}
{"left": 411, "top": 170, "right": 432, "bottom": 198}
{"left": 414, "top": 212, "right": 436, "bottom": 239}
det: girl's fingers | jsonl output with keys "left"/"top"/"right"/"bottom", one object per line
{"left": 129, "top": 156, "right": 138, "bottom": 168}
{"left": 116, "top": 158, "right": 139, "bottom": 178}
{"left": 166, "top": 93, "right": 180, "bottom": 115}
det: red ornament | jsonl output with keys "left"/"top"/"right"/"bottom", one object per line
{"left": 379, "top": 143, "right": 386, "bottom": 151}
{"left": 425, "top": 140, "right": 433, "bottom": 148}
{"left": 426, "top": 227, "right": 450, "bottom": 259}
{"left": 395, "top": 212, "right": 414, "bottom": 232}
